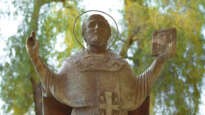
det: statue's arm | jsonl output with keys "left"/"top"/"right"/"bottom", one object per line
{"left": 26, "top": 32, "right": 60, "bottom": 94}
{"left": 136, "top": 55, "right": 166, "bottom": 96}
{"left": 135, "top": 44, "right": 173, "bottom": 105}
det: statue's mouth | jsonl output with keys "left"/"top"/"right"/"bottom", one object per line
{"left": 92, "top": 32, "right": 101, "bottom": 35}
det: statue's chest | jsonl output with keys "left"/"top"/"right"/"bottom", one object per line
{"left": 70, "top": 71, "right": 130, "bottom": 115}
{"left": 63, "top": 54, "right": 137, "bottom": 110}
{"left": 74, "top": 55, "right": 126, "bottom": 104}
{"left": 74, "top": 54, "right": 124, "bottom": 72}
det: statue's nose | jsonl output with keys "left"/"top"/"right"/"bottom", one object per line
{"left": 95, "top": 24, "right": 98, "bottom": 29}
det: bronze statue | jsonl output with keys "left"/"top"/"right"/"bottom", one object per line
{"left": 26, "top": 14, "right": 174, "bottom": 115}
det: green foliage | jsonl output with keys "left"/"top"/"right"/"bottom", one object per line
{"left": 0, "top": 0, "right": 82, "bottom": 114}
{"left": 38, "top": 2, "right": 82, "bottom": 67}
{"left": 124, "top": 0, "right": 205, "bottom": 114}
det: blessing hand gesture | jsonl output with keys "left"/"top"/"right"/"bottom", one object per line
{"left": 26, "top": 32, "right": 39, "bottom": 55}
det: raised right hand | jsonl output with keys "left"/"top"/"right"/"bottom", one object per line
{"left": 26, "top": 32, "right": 39, "bottom": 54}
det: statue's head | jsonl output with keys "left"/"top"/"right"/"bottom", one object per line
{"left": 82, "top": 14, "right": 111, "bottom": 51}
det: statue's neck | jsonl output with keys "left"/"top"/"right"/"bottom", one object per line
{"left": 87, "top": 45, "right": 107, "bottom": 54}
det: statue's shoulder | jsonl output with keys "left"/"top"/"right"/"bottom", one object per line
{"left": 64, "top": 50, "right": 85, "bottom": 63}
{"left": 62, "top": 50, "right": 129, "bottom": 72}
{"left": 59, "top": 50, "right": 85, "bottom": 73}
{"left": 107, "top": 51, "right": 134, "bottom": 73}
{"left": 107, "top": 50, "right": 127, "bottom": 62}
{"left": 107, "top": 50, "right": 131, "bottom": 66}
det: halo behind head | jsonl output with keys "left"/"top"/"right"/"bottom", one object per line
{"left": 73, "top": 10, "right": 120, "bottom": 49}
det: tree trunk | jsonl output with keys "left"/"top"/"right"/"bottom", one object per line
{"left": 30, "top": 77, "right": 43, "bottom": 115}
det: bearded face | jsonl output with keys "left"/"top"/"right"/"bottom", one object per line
{"left": 83, "top": 14, "right": 111, "bottom": 49}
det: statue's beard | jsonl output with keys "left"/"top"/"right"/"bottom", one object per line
{"left": 88, "top": 39, "right": 107, "bottom": 49}
{"left": 90, "top": 40, "right": 106, "bottom": 48}
{"left": 84, "top": 32, "right": 108, "bottom": 48}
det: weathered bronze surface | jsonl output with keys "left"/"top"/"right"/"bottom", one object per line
{"left": 26, "top": 14, "right": 175, "bottom": 115}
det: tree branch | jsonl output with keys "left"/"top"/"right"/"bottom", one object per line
{"left": 120, "top": 27, "right": 140, "bottom": 58}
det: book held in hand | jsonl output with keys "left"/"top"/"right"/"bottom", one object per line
{"left": 152, "top": 28, "right": 176, "bottom": 57}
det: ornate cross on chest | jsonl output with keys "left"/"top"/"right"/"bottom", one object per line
{"left": 99, "top": 92, "right": 120, "bottom": 115}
